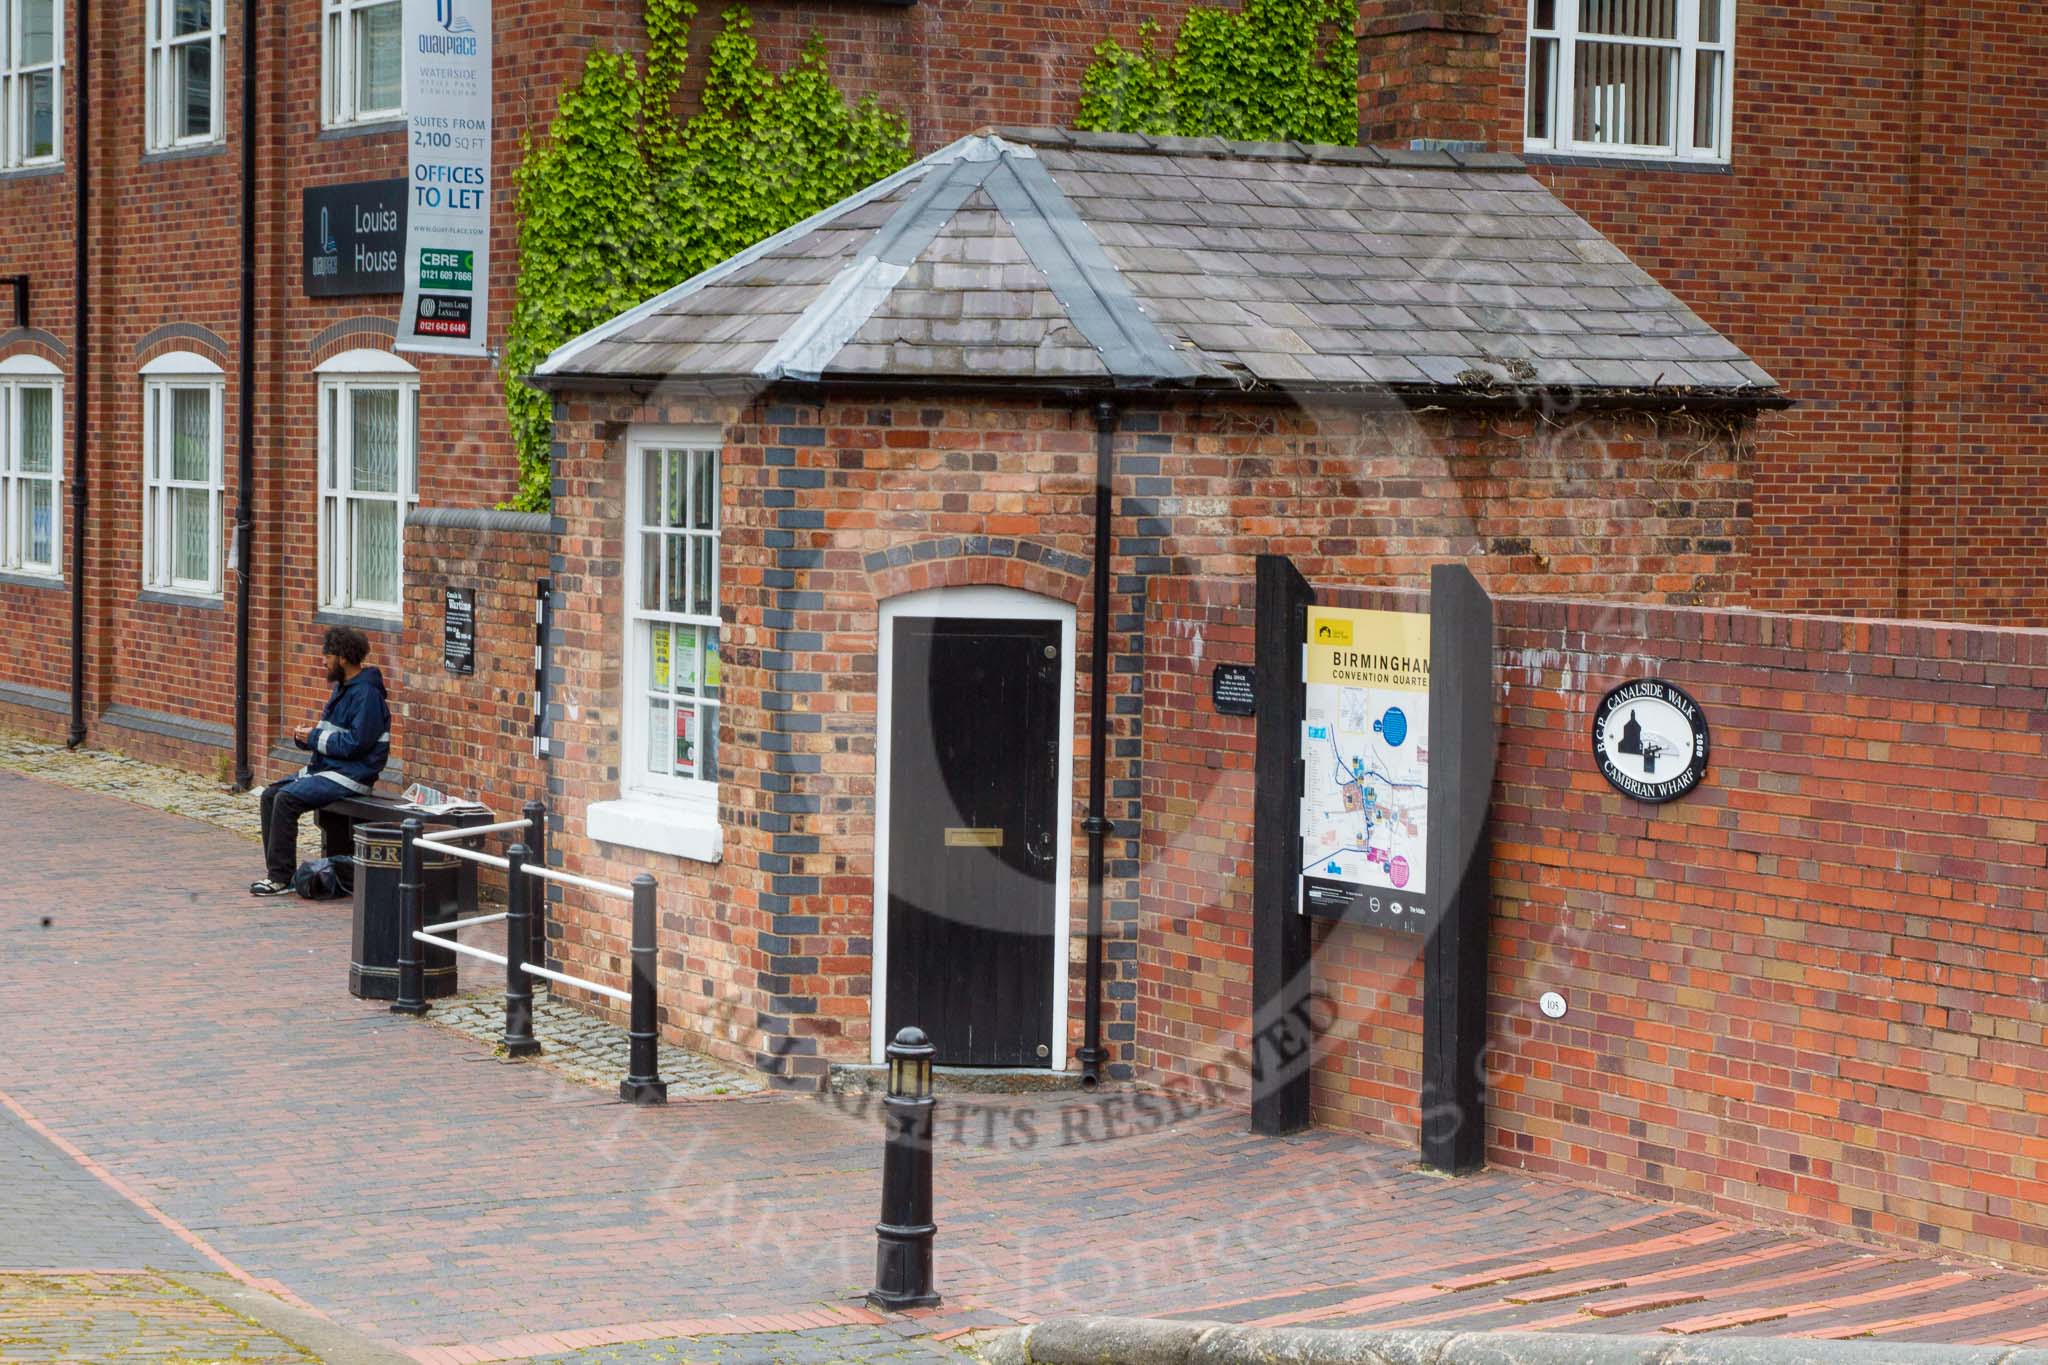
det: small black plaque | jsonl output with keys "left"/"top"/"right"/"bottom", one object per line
{"left": 443, "top": 588, "right": 476, "bottom": 676}
{"left": 1212, "top": 663, "right": 1257, "bottom": 716}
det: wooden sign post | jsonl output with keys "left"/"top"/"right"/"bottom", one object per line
{"left": 1248, "top": 558, "right": 1496, "bottom": 1171}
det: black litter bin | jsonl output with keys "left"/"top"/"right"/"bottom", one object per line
{"left": 350, "top": 823, "right": 460, "bottom": 1000}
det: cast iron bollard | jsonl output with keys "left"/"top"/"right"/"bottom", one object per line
{"left": 390, "top": 818, "right": 428, "bottom": 1016}
{"left": 617, "top": 873, "right": 668, "bottom": 1105}
{"left": 502, "top": 842, "right": 541, "bottom": 1057}
{"left": 869, "top": 1026, "right": 940, "bottom": 1311}
{"left": 522, "top": 799, "right": 547, "bottom": 966}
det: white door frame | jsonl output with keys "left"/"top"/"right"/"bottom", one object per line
{"left": 872, "top": 585, "right": 1077, "bottom": 1068}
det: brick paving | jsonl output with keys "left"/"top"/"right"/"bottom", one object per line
{"left": 2, "top": 768, "right": 2046, "bottom": 1361}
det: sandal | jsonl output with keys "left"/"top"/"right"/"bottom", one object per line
{"left": 249, "top": 879, "right": 294, "bottom": 897}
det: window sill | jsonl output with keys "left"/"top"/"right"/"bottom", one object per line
{"left": 0, "top": 569, "right": 65, "bottom": 591}
{"left": 319, "top": 117, "right": 406, "bottom": 141}
{"left": 141, "top": 140, "right": 228, "bottom": 165}
{"left": 0, "top": 162, "right": 63, "bottom": 182}
{"left": 314, "top": 607, "right": 402, "bottom": 634}
{"left": 1522, "top": 150, "right": 1732, "bottom": 175}
{"left": 588, "top": 797, "right": 723, "bottom": 865}
{"left": 139, "top": 588, "right": 225, "bottom": 610}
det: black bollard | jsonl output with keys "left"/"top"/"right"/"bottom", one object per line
{"left": 617, "top": 873, "right": 668, "bottom": 1105}
{"left": 502, "top": 842, "right": 541, "bottom": 1057}
{"left": 522, "top": 799, "right": 547, "bottom": 967}
{"left": 869, "top": 1026, "right": 940, "bottom": 1311}
{"left": 390, "top": 818, "right": 428, "bottom": 1016}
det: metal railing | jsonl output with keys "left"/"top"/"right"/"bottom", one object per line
{"left": 389, "top": 804, "right": 668, "bottom": 1105}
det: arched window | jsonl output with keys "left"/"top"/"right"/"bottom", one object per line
{"left": 0, "top": 353, "right": 62, "bottom": 577}
{"left": 315, "top": 348, "right": 418, "bottom": 618}
{"left": 139, "top": 350, "right": 225, "bottom": 596}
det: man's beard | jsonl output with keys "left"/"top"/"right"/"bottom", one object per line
{"left": 326, "top": 662, "right": 346, "bottom": 684}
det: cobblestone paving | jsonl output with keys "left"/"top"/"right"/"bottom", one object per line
{"left": 429, "top": 989, "right": 765, "bottom": 1098}
{"left": 0, "top": 727, "right": 261, "bottom": 841}
{"left": 0, "top": 1272, "right": 318, "bottom": 1363}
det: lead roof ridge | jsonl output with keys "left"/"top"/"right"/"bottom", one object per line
{"left": 980, "top": 125, "right": 1528, "bottom": 173}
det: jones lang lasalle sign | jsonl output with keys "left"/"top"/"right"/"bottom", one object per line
{"left": 303, "top": 179, "right": 407, "bottom": 298}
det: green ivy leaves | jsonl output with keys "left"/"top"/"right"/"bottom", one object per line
{"left": 1076, "top": 0, "right": 1359, "bottom": 146}
{"left": 503, "top": 1, "right": 911, "bottom": 510}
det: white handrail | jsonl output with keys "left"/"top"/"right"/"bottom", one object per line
{"left": 413, "top": 929, "right": 507, "bottom": 967}
{"left": 523, "top": 864, "right": 632, "bottom": 900}
{"left": 421, "top": 842, "right": 510, "bottom": 872}
{"left": 419, "top": 819, "right": 532, "bottom": 843}
{"left": 421, "top": 911, "right": 509, "bottom": 934}
{"left": 521, "top": 961, "right": 630, "bottom": 1004}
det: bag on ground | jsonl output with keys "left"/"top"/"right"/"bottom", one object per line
{"left": 292, "top": 855, "right": 355, "bottom": 900}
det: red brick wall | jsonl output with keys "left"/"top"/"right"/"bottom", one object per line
{"left": 1139, "top": 579, "right": 2048, "bottom": 1270}
{"left": 396, "top": 515, "right": 550, "bottom": 817}
{"left": 539, "top": 390, "right": 1759, "bottom": 1085}
{"left": 1357, "top": 1, "right": 1503, "bottom": 148}
{"left": 0, "top": 0, "right": 636, "bottom": 773}
{"left": 1495, "top": 3, "right": 2048, "bottom": 625}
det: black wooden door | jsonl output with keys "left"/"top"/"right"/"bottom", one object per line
{"left": 886, "top": 616, "right": 1061, "bottom": 1067}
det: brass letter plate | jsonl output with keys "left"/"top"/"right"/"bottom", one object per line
{"left": 944, "top": 827, "right": 1004, "bottom": 848}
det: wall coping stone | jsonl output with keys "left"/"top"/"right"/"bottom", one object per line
{"left": 987, "top": 1317, "right": 2048, "bottom": 1365}
{"left": 407, "top": 506, "right": 556, "bottom": 535}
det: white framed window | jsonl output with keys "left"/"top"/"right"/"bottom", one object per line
{"left": 144, "top": 0, "right": 222, "bottom": 151}
{"left": 0, "top": 355, "right": 61, "bottom": 577}
{"left": 621, "top": 430, "right": 722, "bottom": 806}
{"left": 316, "top": 350, "right": 418, "bottom": 619}
{"left": 322, "top": 0, "right": 401, "bottom": 127}
{"left": 139, "top": 351, "right": 224, "bottom": 596}
{"left": 1526, "top": 0, "right": 1733, "bottom": 163}
{"left": 1, "top": 0, "right": 61, "bottom": 169}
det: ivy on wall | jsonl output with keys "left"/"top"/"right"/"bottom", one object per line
{"left": 504, "top": 1, "right": 912, "bottom": 510}
{"left": 1075, "top": 0, "right": 1358, "bottom": 145}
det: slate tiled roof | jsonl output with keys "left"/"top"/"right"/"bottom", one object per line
{"left": 535, "top": 128, "right": 1777, "bottom": 398}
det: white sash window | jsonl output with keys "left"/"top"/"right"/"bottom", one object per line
{"left": 623, "top": 431, "right": 722, "bottom": 803}
{"left": 1526, "top": 0, "right": 1733, "bottom": 163}
{"left": 317, "top": 354, "right": 419, "bottom": 619}
{"left": 0, "top": 356, "right": 61, "bottom": 577}
{"left": 140, "top": 352, "right": 224, "bottom": 596}
{"left": 322, "top": 0, "right": 402, "bottom": 126}
{"left": 2, "top": 0, "right": 61, "bottom": 168}
{"left": 144, "top": 0, "right": 222, "bottom": 150}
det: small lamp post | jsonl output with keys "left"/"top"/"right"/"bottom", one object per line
{"left": 869, "top": 1025, "right": 940, "bottom": 1311}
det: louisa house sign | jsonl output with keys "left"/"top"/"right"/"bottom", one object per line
{"left": 1592, "top": 679, "right": 1709, "bottom": 803}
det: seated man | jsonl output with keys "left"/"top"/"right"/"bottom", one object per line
{"left": 250, "top": 625, "right": 392, "bottom": 896}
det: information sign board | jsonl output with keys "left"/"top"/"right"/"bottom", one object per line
{"left": 1298, "top": 606, "right": 1431, "bottom": 932}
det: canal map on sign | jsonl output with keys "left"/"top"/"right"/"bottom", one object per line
{"left": 1298, "top": 607, "right": 1431, "bottom": 930}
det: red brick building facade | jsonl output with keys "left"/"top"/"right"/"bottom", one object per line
{"left": 2, "top": 0, "right": 2040, "bottom": 1279}
{"left": 2, "top": 0, "right": 2038, "bottom": 756}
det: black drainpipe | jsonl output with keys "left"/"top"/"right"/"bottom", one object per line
{"left": 64, "top": 0, "right": 89, "bottom": 750}
{"left": 1077, "top": 398, "right": 1119, "bottom": 1088}
{"left": 231, "top": 0, "right": 257, "bottom": 789}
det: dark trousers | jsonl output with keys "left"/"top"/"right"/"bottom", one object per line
{"left": 260, "top": 776, "right": 348, "bottom": 884}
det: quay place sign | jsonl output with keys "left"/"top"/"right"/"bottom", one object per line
{"left": 303, "top": 179, "right": 407, "bottom": 297}
{"left": 1592, "top": 678, "right": 1710, "bottom": 804}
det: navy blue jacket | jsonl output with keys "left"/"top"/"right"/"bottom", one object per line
{"left": 294, "top": 666, "right": 391, "bottom": 793}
